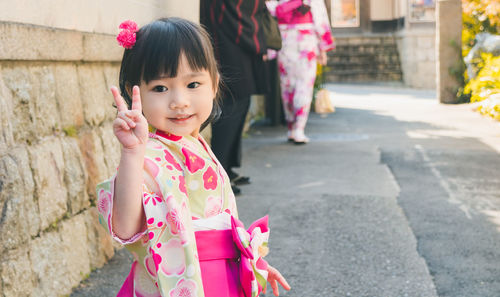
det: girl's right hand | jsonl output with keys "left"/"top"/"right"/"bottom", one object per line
{"left": 264, "top": 265, "right": 291, "bottom": 296}
{"left": 111, "top": 86, "right": 148, "bottom": 151}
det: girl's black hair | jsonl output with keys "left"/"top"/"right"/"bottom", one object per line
{"left": 118, "top": 17, "right": 221, "bottom": 130}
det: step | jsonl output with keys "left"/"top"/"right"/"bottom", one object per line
{"left": 328, "top": 56, "right": 402, "bottom": 65}
{"left": 325, "top": 34, "right": 403, "bottom": 82}
{"left": 334, "top": 36, "right": 397, "bottom": 46}
{"left": 325, "top": 73, "right": 403, "bottom": 82}
{"left": 332, "top": 44, "right": 399, "bottom": 52}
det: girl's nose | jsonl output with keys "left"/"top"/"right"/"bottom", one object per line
{"left": 169, "top": 92, "right": 189, "bottom": 109}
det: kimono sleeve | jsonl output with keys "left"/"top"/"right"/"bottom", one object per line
{"left": 96, "top": 175, "right": 155, "bottom": 245}
{"left": 140, "top": 152, "right": 206, "bottom": 297}
{"left": 309, "top": 0, "right": 335, "bottom": 52}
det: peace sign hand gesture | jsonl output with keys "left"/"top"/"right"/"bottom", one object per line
{"left": 111, "top": 86, "right": 149, "bottom": 151}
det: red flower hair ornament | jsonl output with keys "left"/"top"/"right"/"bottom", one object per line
{"left": 116, "top": 20, "right": 138, "bottom": 49}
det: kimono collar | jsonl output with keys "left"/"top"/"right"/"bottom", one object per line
{"left": 148, "top": 125, "right": 183, "bottom": 142}
{"left": 147, "top": 125, "right": 215, "bottom": 163}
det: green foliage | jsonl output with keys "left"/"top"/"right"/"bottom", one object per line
{"left": 464, "top": 53, "right": 500, "bottom": 101}
{"left": 461, "top": 0, "right": 500, "bottom": 118}
{"left": 449, "top": 39, "right": 470, "bottom": 103}
{"left": 313, "top": 64, "right": 330, "bottom": 102}
{"left": 63, "top": 125, "right": 78, "bottom": 138}
{"left": 462, "top": 0, "right": 500, "bottom": 55}
{"left": 463, "top": 53, "right": 500, "bottom": 119}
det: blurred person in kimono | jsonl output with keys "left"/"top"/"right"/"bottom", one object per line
{"left": 269, "top": 0, "right": 335, "bottom": 144}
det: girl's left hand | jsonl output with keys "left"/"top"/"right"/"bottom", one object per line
{"left": 263, "top": 265, "right": 291, "bottom": 296}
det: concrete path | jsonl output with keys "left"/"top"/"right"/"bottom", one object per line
{"left": 71, "top": 84, "right": 500, "bottom": 297}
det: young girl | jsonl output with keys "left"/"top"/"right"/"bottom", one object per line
{"left": 96, "top": 18, "right": 290, "bottom": 297}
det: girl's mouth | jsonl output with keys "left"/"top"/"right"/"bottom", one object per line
{"left": 169, "top": 114, "right": 193, "bottom": 122}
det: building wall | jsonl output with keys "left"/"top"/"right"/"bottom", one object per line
{"left": 0, "top": 2, "right": 199, "bottom": 296}
{"left": 371, "top": 0, "right": 395, "bottom": 20}
{"left": 367, "top": 0, "right": 436, "bottom": 89}
{"left": 0, "top": 0, "right": 199, "bottom": 34}
{"left": 396, "top": 26, "right": 437, "bottom": 89}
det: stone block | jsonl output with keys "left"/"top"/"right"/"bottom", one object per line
{"left": 2, "top": 64, "right": 60, "bottom": 141}
{"left": 59, "top": 213, "right": 91, "bottom": 289}
{"left": 0, "top": 67, "right": 14, "bottom": 153}
{"left": 78, "top": 130, "right": 108, "bottom": 201}
{"left": 29, "top": 138, "right": 68, "bottom": 231}
{"left": 0, "top": 147, "right": 39, "bottom": 253}
{"left": 0, "top": 246, "right": 35, "bottom": 297}
{"left": 84, "top": 207, "right": 115, "bottom": 269}
{"left": 1, "top": 66, "right": 36, "bottom": 142}
{"left": 54, "top": 64, "right": 84, "bottom": 129}
{"left": 102, "top": 64, "right": 120, "bottom": 89}
{"left": 348, "top": 38, "right": 363, "bottom": 45}
{"left": 417, "top": 36, "right": 433, "bottom": 49}
{"left": 102, "top": 64, "right": 121, "bottom": 122}
{"left": 428, "top": 48, "right": 436, "bottom": 62}
{"left": 0, "top": 22, "right": 83, "bottom": 61}
{"left": 334, "top": 37, "right": 349, "bottom": 46}
{"left": 417, "top": 62, "right": 437, "bottom": 89}
{"left": 97, "top": 122, "right": 120, "bottom": 177}
{"left": 29, "top": 231, "right": 71, "bottom": 297}
{"left": 83, "top": 33, "right": 123, "bottom": 62}
{"left": 416, "top": 50, "right": 427, "bottom": 62}
{"left": 382, "top": 37, "right": 394, "bottom": 44}
{"left": 60, "top": 137, "right": 89, "bottom": 215}
{"left": 404, "top": 36, "right": 417, "bottom": 51}
{"left": 77, "top": 64, "right": 109, "bottom": 126}
{"left": 29, "top": 66, "right": 61, "bottom": 136}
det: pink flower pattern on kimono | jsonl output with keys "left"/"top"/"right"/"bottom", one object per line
{"left": 322, "top": 31, "right": 332, "bottom": 44}
{"left": 164, "top": 150, "right": 183, "bottom": 171}
{"left": 279, "top": 62, "right": 287, "bottom": 75}
{"left": 144, "top": 251, "right": 158, "bottom": 277}
{"left": 202, "top": 167, "right": 218, "bottom": 190}
{"left": 157, "top": 239, "right": 186, "bottom": 276}
{"left": 165, "top": 196, "right": 189, "bottom": 244}
{"left": 178, "top": 175, "right": 187, "bottom": 195}
{"left": 299, "top": 50, "right": 316, "bottom": 61}
{"left": 204, "top": 196, "right": 222, "bottom": 217}
{"left": 182, "top": 147, "right": 205, "bottom": 173}
{"left": 169, "top": 278, "right": 198, "bottom": 297}
{"left": 97, "top": 189, "right": 111, "bottom": 215}
{"left": 144, "top": 190, "right": 163, "bottom": 206}
{"left": 133, "top": 263, "right": 163, "bottom": 297}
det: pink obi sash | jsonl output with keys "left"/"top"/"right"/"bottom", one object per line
{"left": 117, "top": 216, "right": 269, "bottom": 297}
{"left": 276, "top": 0, "right": 313, "bottom": 24}
{"left": 196, "top": 216, "right": 269, "bottom": 297}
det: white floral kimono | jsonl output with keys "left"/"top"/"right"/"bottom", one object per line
{"left": 270, "top": 0, "right": 335, "bottom": 134}
{"left": 96, "top": 129, "right": 269, "bottom": 297}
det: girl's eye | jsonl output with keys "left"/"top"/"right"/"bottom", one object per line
{"left": 187, "top": 82, "right": 200, "bottom": 89}
{"left": 153, "top": 86, "right": 167, "bottom": 92}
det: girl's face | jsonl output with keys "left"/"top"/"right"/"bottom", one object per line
{"left": 139, "top": 54, "right": 217, "bottom": 138}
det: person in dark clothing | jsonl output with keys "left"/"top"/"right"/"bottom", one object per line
{"left": 202, "top": 0, "right": 268, "bottom": 194}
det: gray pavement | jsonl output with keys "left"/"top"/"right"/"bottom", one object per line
{"left": 71, "top": 83, "right": 500, "bottom": 297}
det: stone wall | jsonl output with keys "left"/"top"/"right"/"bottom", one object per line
{"left": 0, "top": 21, "right": 122, "bottom": 297}
{"left": 395, "top": 27, "right": 437, "bottom": 89}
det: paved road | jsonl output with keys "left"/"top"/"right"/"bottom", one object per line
{"left": 71, "top": 84, "right": 500, "bottom": 297}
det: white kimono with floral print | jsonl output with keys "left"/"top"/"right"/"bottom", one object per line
{"left": 96, "top": 130, "right": 241, "bottom": 297}
{"left": 271, "top": 0, "right": 335, "bottom": 133}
